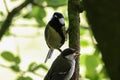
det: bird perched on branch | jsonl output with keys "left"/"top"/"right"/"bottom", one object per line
{"left": 44, "top": 48, "right": 79, "bottom": 80}
{"left": 44, "top": 12, "right": 66, "bottom": 63}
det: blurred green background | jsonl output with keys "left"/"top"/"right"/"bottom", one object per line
{"left": 0, "top": 0, "right": 109, "bottom": 80}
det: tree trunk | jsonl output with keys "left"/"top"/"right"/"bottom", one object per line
{"left": 68, "top": 0, "right": 83, "bottom": 80}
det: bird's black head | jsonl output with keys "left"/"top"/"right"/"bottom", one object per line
{"left": 61, "top": 48, "right": 77, "bottom": 57}
{"left": 53, "top": 12, "right": 64, "bottom": 19}
{"left": 49, "top": 12, "right": 65, "bottom": 27}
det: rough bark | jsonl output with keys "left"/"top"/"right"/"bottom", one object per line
{"left": 68, "top": 0, "right": 83, "bottom": 80}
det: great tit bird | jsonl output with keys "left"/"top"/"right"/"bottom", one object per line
{"left": 44, "top": 12, "right": 66, "bottom": 63}
{"left": 44, "top": 48, "right": 79, "bottom": 80}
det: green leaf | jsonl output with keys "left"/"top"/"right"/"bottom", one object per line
{"left": 80, "top": 39, "right": 90, "bottom": 47}
{"left": 36, "top": 64, "right": 48, "bottom": 71}
{"left": 11, "top": 65, "right": 20, "bottom": 72}
{"left": 35, "top": 18, "right": 45, "bottom": 26}
{"left": 33, "top": 6, "right": 46, "bottom": 26}
{"left": 85, "top": 55, "right": 99, "bottom": 78}
{"left": 0, "top": 11, "right": 4, "bottom": 16}
{"left": 28, "top": 62, "right": 48, "bottom": 72}
{"left": 28, "top": 62, "right": 37, "bottom": 72}
{"left": 14, "top": 56, "right": 21, "bottom": 64}
{"left": 1, "top": 51, "right": 21, "bottom": 64}
{"left": 80, "top": 54, "right": 87, "bottom": 65}
{"left": 23, "top": 13, "right": 32, "bottom": 19}
{"left": 35, "top": 0, "right": 44, "bottom": 3}
{"left": 1, "top": 51, "right": 15, "bottom": 62}
{"left": 99, "top": 66, "right": 109, "bottom": 79}
{"left": 17, "top": 76, "right": 33, "bottom": 80}
{"left": 24, "top": 77, "right": 33, "bottom": 80}
{"left": 80, "top": 27, "right": 87, "bottom": 35}
{"left": 23, "top": 6, "right": 46, "bottom": 27}
{"left": 46, "top": 0, "right": 67, "bottom": 7}
{"left": 17, "top": 76, "right": 24, "bottom": 80}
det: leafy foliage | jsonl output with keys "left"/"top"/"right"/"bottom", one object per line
{"left": 14, "top": 56, "right": 21, "bottom": 64}
{"left": 0, "top": 11, "right": 4, "bottom": 16}
{"left": 80, "top": 26, "right": 109, "bottom": 80}
{"left": 1, "top": 51, "right": 15, "bottom": 62}
{"left": 24, "top": 6, "right": 46, "bottom": 26}
{"left": 28, "top": 62, "right": 48, "bottom": 72}
{"left": 0, "top": 51, "right": 48, "bottom": 79}
{"left": 23, "top": 0, "right": 67, "bottom": 27}
{"left": 85, "top": 55, "right": 99, "bottom": 79}
{"left": 17, "top": 76, "right": 33, "bottom": 80}
{"left": 80, "top": 39, "right": 90, "bottom": 47}
{"left": 46, "top": 0, "right": 67, "bottom": 7}
{"left": 11, "top": 64, "right": 20, "bottom": 72}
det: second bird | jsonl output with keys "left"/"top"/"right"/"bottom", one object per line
{"left": 44, "top": 48, "right": 79, "bottom": 80}
{"left": 44, "top": 12, "right": 66, "bottom": 63}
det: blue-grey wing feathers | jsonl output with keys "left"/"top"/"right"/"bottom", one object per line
{"left": 44, "top": 49, "right": 54, "bottom": 63}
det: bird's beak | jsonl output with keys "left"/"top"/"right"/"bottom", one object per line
{"left": 73, "top": 51, "right": 80, "bottom": 57}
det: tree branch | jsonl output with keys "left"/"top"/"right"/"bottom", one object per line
{"left": 3, "top": 0, "right": 9, "bottom": 13}
{"left": 68, "top": 0, "right": 83, "bottom": 80}
{"left": 0, "top": 64, "right": 9, "bottom": 68}
{"left": 0, "top": 0, "right": 33, "bottom": 40}
{"left": 0, "top": 64, "right": 43, "bottom": 77}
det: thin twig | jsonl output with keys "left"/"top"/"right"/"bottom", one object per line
{"left": 32, "top": 72, "right": 43, "bottom": 77}
{"left": 3, "top": 0, "right": 9, "bottom": 13}
{"left": 19, "top": 70, "right": 43, "bottom": 77}
{"left": 0, "top": 64, "right": 10, "bottom": 68}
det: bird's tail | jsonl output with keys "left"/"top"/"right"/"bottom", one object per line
{"left": 44, "top": 49, "right": 54, "bottom": 63}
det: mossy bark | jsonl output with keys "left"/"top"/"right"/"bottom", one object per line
{"left": 68, "top": 0, "right": 83, "bottom": 80}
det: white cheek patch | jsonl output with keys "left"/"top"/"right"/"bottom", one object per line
{"left": 59, "top": 18, "right": 65, "bottom": 25}
{"left": 65, "top": 54, "right": 74, "bottom": 60}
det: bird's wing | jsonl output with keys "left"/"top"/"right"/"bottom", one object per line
{"left": 45, "top": 24, "right": 50, "bottom": 47}
{"left": 51, "top": 72, "right": 67, "bottom": 80}
{"left": 62, "top": 26, "right": 67, "bottom": 41}
{"left": 44, "top": 49, "right": 54, "bottom": 63}
{"left": 45, "top": 24, "right": 62, "bottom": 49}
{"left": 44, "top": 55, "right": 71, "bottom": 80}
